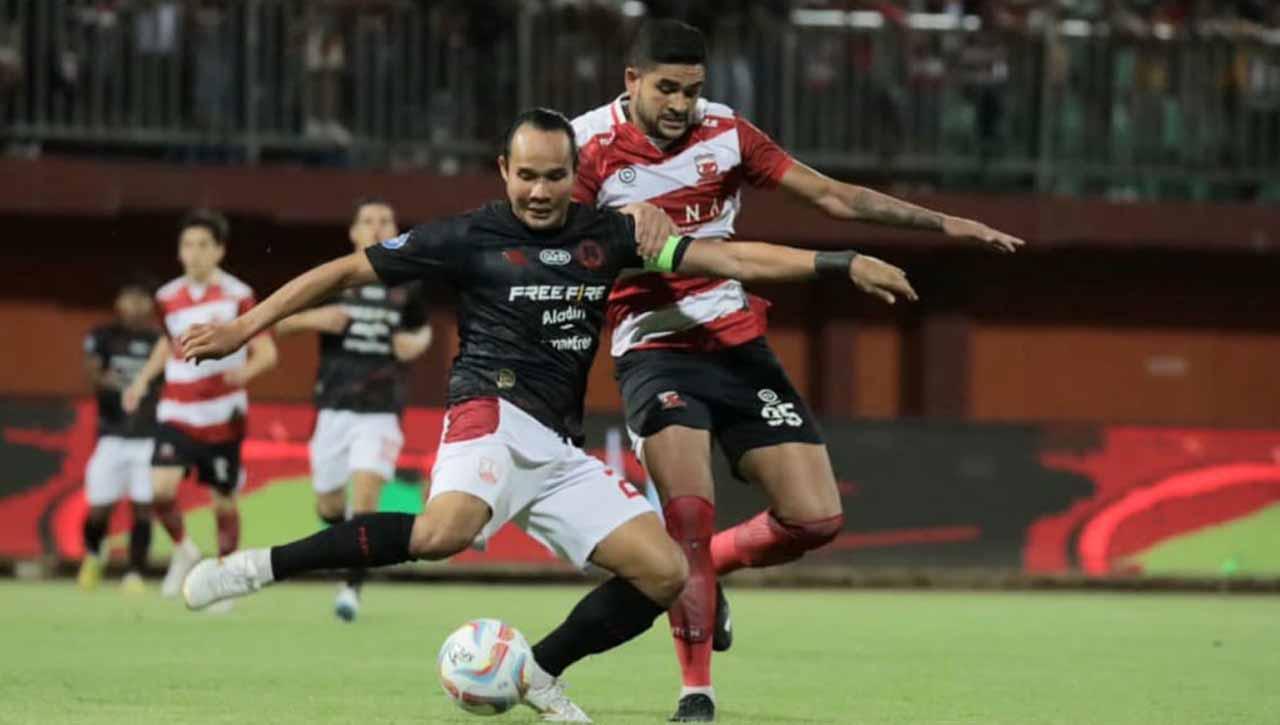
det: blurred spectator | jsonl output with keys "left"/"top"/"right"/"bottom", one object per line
{"left": 302, "top": 3, "right": 349, "bottom": 144}
{"left": 0, "top": 17, "right": 21, "bottom": 102}
{"left": 191, "top": 0, "right": 234, "bottom": 133}
{"left": 133, "top": 1, "right": 181, "bottom": 127}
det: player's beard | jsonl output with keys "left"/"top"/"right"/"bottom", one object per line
{"left": 635, "top": 100, "right": 688, "bottom": 142}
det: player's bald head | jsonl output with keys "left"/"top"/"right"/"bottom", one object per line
{"left": 502, "top": 108, "right": 578, "bottom": 170}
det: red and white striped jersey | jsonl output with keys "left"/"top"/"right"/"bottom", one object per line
{"left": 572, "top": 95, "right": 795, "bottom": 356}
{"left": 154, "top": 271, "right": 256, "bottom": 443}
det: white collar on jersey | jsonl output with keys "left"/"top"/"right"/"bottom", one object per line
{"left": 184, "top": 269, "right": 223, "bottom": 301}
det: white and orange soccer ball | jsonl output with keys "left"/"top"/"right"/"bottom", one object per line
{"left": 437, "top": 618, "right": 532, "bottom": 715}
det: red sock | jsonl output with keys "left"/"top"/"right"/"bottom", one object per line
{"left": 664, "top": 496, "right": 715, "bottom": 688}
{"left": 153, "top": 499, "right": 185, "bottom": 543}
{"left": 711, "top": 510, "right": 844, "bottom": 576}
{"left": 215, "top": 508, "right": 240, "bottom": 556}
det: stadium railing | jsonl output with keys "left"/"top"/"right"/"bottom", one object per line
{"left": 0, "top": 2, "right": 1277, "bottom": 199}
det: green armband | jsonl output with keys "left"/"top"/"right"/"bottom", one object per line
{"left": 644, "top": 235, "right": 688, "bottom": 273}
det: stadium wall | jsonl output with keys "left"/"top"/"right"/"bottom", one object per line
{"left": 2, "top": 158, "right": 1278, "bottom": 426}
{"left": 3, "top": 398, "right": 1279, "bottom": 585}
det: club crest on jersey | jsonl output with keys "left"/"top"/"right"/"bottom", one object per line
{"left": 575, "top": 240, "right": 604, "bottom": 270}
{"left": 503, "top": 249, "right": 529, "bottom": 267}
{"left": 496, "top": 368, "right": 516, "bottom": 389}
{"left": 539, "top": 248, "right": 572, "bottom": 266}
{"left": 618, "top": 167, "right": 637, "bottom": 185}
{"left": 695, "top": 153, "right": 718, "bottom": 180}
{"left": 657, "top": 390, "right": 685, "bottom": 410}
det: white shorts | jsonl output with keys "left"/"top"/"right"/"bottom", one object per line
{"left": 85, "top": 436, "right": 155, "bottom": 506}
{"left": 429, "top": 398, "right": 654, "bottom": 570}
{"left": 309, "top": 410, "right": 404, "bottom": 494}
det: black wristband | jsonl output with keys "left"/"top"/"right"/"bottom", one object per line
{"left": 815, "top": 250, "right": 858, "bottom": 279}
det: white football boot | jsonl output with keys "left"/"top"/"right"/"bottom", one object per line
{"left": 181, "top": 549, "right": 273, "bottom": 610}
{"left": 160, "top": 538, "right": 201, "bottom": 598}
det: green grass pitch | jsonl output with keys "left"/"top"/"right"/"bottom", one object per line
{"left": 1, "top": 581, "right": 1276, "bottom": 724}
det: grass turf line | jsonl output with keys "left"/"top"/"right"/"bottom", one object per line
{"left": 1, "top": 582, "right": 1276, "bottom": 724}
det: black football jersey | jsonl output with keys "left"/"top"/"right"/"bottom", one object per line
{"left": 313, "top": 282, "right": 427, "bottom": 414}
{"left": 84, "top": 323, "right": 160, "bottom": 438}
{"left": 365, "top": 201, "right": 644, "bottom": 443}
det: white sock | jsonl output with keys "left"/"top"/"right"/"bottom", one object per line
{"left": 527, "top": 655, "right": 555, "bottom": 690}
{"left": 680, "top": 686, "right": 715, "bottom": 701}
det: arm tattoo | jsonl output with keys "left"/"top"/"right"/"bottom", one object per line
{"left": 850, "top": 187, "right": 946, "bottom": 231}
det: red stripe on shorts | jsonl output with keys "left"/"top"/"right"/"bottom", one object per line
{"left": 443, "top": 398, "right": 500, "bottom": 444}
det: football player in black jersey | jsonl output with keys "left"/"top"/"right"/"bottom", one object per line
{"left": 79, "top": 284, "right": 162, "bottom": 593}
{"left": 179, "top": 109, "right": 915, "bottom": 721}
{"left": 275, "top": 198, "right": 432, "bottom": 621}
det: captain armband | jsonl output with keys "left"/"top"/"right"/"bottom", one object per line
{"left": 644, "top": 235, "right": 695, "bottom": 273}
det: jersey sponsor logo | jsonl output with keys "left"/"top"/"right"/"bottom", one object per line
{"left": 758, "top": 388, "right": 803, "bottom": 427}
{"left": 548, "top": 335, "right": 593, "bottom": 352}
{"left": 539, "top": 248, "right": 572, "bottom": 266}
{"left": 381, "top": 233, "right": 409, "bottom": 250}
{"left": 508, "top": 284, "right": 607, "bottom": 302}
{"left": 478, "top": 457, "right": 500, "bottom": 485}
{"left": 542, "top": 306, "right": 586, "bottom": 327}
{"left": 695, "top": 152, "right": 719, "bottom": 180}
{"left": 618, "top": 167, "right": 637, "bottom": 184}
{"left": 359, "top": 286, "right": 387, "bottom": 301}
{"left": 128, "top": 341, "right": 152, "bottom": 356}
{"left": 575, "top": 240, "right": 604, "bottom": 270}
{"left": 657, "top": 390, "right": 686, "bottom": 410}
{"left": 683, "top": 196, "right": 727, "bottom": 225}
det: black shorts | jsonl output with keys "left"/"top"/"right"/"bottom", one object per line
{"left": 616, "top": 337, "right": 824, "bottom": 478}
{"left": 151, "top": 424, "right": 244, "bottom": 495}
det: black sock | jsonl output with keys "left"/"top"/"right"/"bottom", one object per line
{"left": 128, "top": 519, "right": 152, "bottom": 573}
{"left": 531, "top": 577, "right": 666, "bottom": 677}
{"left": 83, "top": 516, "right": 108, "bottom": 557}
{"left": 270, "top": 512, "right": 415, "bottom": 582}
{"left": 345, "top": 567, "right": 366, "bottom": 591}
{"left": 319, "top": 511, "right": 366, "bottom": 590}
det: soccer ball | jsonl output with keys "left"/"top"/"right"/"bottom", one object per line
{"left": 437, "top": 618, "right": 532, "bottom": 715}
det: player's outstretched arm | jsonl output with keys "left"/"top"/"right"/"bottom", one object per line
{"left": 777, "top": 162, "right": 1025, "bottom": 253}
{"left": 182, "top": 252, "right": 379, "bottom": 363}
{"left": 275, "top": 306, "right": 351, "bottom": 336}
{"left": 122, "top": 336, "right": 168, "bottom": 412}
{"left": 669, "top": 238, "right": 918, "bottom": 305}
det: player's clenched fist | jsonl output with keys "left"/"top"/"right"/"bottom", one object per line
{"left": 181, "top": 321, "right": 250, "bottom": 363}
{"left": 849, "top": 254, "right": 918, "bottom": 305}
{"left": 620, "top": 202, "right": 678, "bottom": 260}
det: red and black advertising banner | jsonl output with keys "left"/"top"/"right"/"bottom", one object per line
{"left": 3, "top": 398, "right": 1279, "bottom": 578}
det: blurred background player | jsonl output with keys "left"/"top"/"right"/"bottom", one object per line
{"left": 275, "top": 198, "right": 431, "bottom": 621}
{"left": 78, "top": 283, "right": 162, "bottom": 593}
{"left": 123, "top": 209, "right": 279, "bottom": 598}
{"left": 572, "top": 19, "right": 1024, "bottom": 721}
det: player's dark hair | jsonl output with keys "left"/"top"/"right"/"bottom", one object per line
{"left": 502, "top": 108, "right": 579, "bottom": 170}
{"left": 351, "top": 197, "right": 395, "bottom": 224}
{"left": 178, "top": 208, "right": 230, "bottom": 246}
{"left": 627, "top": 19, "right": 707, "bottom": 70}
